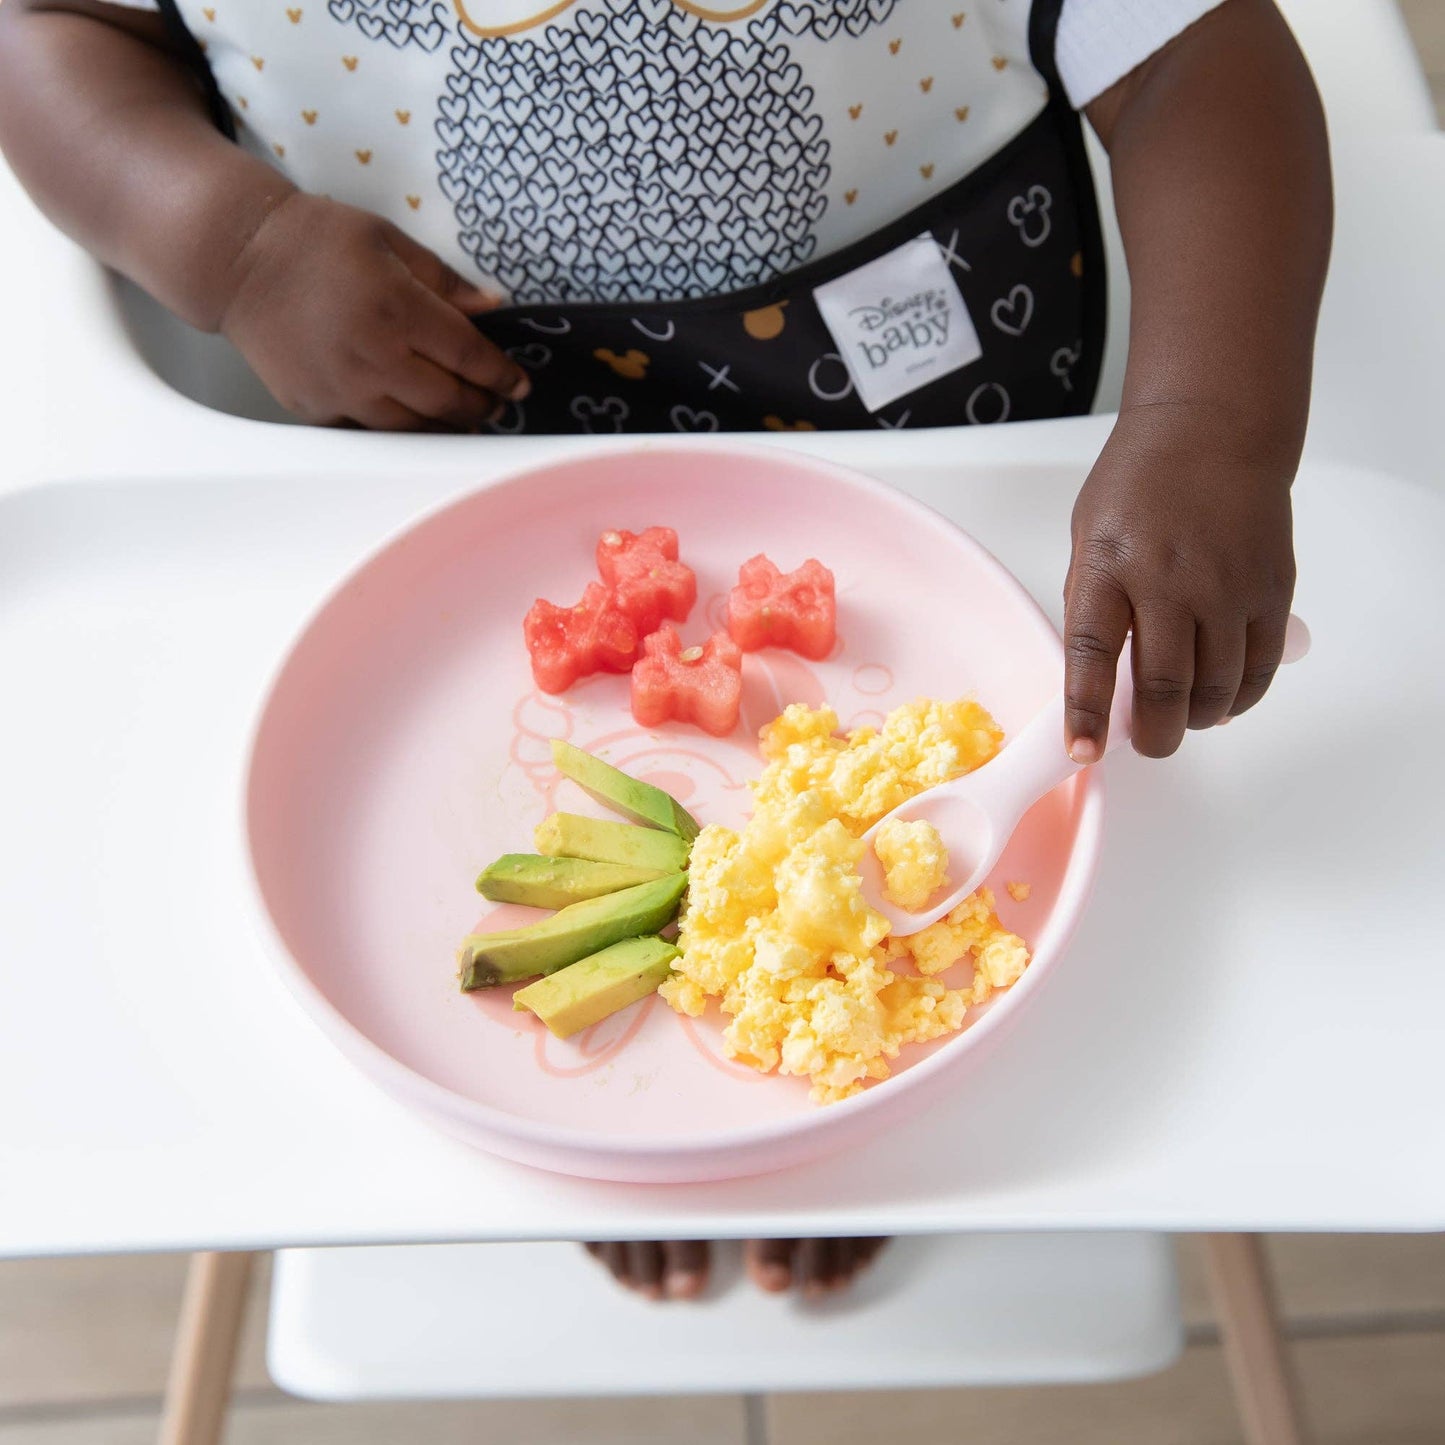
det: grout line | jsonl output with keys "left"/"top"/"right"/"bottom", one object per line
{"left": 1187, "top": 1308, "right": 1445, "bottom": 1346}
{"left": 743, "top": 1392, "right": 770, "bottom": 1445}
{"left": 0, "top": 1385, "right": 290, "bottom": 1430}
{"left": 5, "top": 1318, "right": 1445, "bottom": 1435}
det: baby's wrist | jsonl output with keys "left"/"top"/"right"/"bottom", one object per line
{"left": 196, "top": 163, "right": 301, "bottom": 336}
{"left": 1112, "top": 392, "right": 1306, "bottom": 486}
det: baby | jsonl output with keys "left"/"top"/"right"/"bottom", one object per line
{"left": 0, "top": 0, "right": 1331, "bottom": 1299}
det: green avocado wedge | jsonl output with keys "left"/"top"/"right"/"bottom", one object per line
{"left": 512, "top": 936, "right": 678, "bottom": 1038}
{"left": 535, "top": 813, "right": 691, "bottom": 873}
{"left": 457, "top": 873, "right": 688, "bottom": 991}
{"left": 551, "top": 739, "right": 700, "bottom": 841}
{"left": 475, "top": 854, "right": 669, "bottom": 909}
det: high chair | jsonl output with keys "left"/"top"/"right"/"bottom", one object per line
{"left": 90, "top": 5, "right": 1434, "bottom": 1445}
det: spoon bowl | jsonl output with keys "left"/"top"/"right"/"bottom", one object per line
{"left": 864, "top": 614, "right": 1312, "bottom": 937}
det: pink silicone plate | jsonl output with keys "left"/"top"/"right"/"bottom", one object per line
{"left": 244, "top": 444, "right": 1104, "bottom": 1183}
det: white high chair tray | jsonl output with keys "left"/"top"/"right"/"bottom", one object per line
{"left": 267, "top": 1234, "right": 1182, "bottom": 1399}
{"left": 2, "top": 453, "right": 1444, "bottom": 1257}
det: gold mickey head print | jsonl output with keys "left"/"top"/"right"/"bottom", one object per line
{"left": 251, "top": 55, "right": 264, "bottom": 69}
{"left": 406, "top": 195, "right": 421, "bottom": 209}
{"left": 201, "top": 6, "right": 215, "bottom": 18}
{"left": 992, "top": 55, "right": 1008, "bottom": 71}
{"left": 1070, "top": 251, "right": 1083, "bottom": 277}
{"left": 302, "top": 109, "right": 317, "bottom": 124}
{"left": 848, "top": 103, "right": 862, "bottom": 120}
{"left": 355, "top": 149, "right": 372, "bottom": 164}
{"left": 919, "top": 76, "right": 933, "bottom": 93}
{"left": 844, "top": 188, "right": 858, "bottom": 205}
{"left": 287, "top": 7, "right": 302, "bottom": 21}
{"left": 342, "top": 55, "right": 359, "bottom": 70}
{"left": 593, "top": 347, "right": 650, "bottom": 379}
{"left": 955, "top": 106, "right": 970, "bottom": 122}
{"left": 456, "top": 0, "right": 770, "bottom": 38}
{"left": 888, "top": 37, "right": 901, "bottom": 54}
{"left": 884, "top": 130, "right": 898, "bottom": 146}
{"left": 920, "top": 163, "right": 935, "bottom": 179}
{"left": 743, "top": 301, "right": 787, "bottom": 340}
{"left": 237, "top": 95, "right": 248, "bottom": 108}
{"left": 952, "top": 11, "right": 965, "bottom": 27}
{"left": 395, "top": 109, "right": 411, "bottom": 124}
{"left": 273, "top": 142, "right": 285, "bottom": 156}
{"left": 763, "top": 416, "right": 816, "bottom": 432}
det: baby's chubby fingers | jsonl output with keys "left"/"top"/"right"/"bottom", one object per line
{"left": 1189, "top": 619, "right": 1247, "bottom": 730}
{"left": 406, "top": 281, "right": 530, "bottom": 406}
{"left": 1062, "top": 562, "right": 1131, "bottom": 764}
{"left": 1128, "top": 599, "right": 1195, "bottom": 758}
{"left": 386, "top": 224, "right": 531, "bottom": 405}
{"left": 385, "top": 221, "right": 500, "bottom": 316}
{"left": 341, "top": 395, "right": 434, "bottom": 432}
{"left": 1230, "top": 610, "right": 1291, "bottom": 717}
{"left": 390, "top": 353, "right": 503, "bottom": 431}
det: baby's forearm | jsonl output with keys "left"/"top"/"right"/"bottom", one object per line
{"left": 1061, "top": 1, "right": 1329, "bottom": 761}
{"left": 1087, "top": 0, "right": 1332, "bottom": 468}
{"left": 0, "top": 0, "right": 295, "bottom": 331}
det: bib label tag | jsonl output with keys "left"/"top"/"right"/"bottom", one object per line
{"left": 813, "top": 235, "right": 982, "bottom": 413}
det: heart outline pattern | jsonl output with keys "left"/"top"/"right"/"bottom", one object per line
{"left": 329, "top": 0, "right": 900, "bottom": 302}
{"left": 462, "top": 107, "right": 1098, "bottom": 435}
{"left": 989, "top": 282, "right": 1034, "bottom": 337}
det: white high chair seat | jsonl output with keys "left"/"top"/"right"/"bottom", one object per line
{"left": 267, "top": 1234, "right": 1182, "bottom": 1400}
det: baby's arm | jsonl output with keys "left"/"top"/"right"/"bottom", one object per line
{"left": 0, "top": 0, "right": 527, "bottom": 428}
{"left": 1065, "top": 0, "right": 1331, "bottom": 759}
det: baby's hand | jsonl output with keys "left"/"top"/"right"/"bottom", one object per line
{"left": 1063, "top": 405, "right": 1297, "bottom": 760}
{"left": 219, "top": 192, "right": 529, "bottom": 429}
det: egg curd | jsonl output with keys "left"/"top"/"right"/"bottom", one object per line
{"left": 874, "top": 818, "right": 951, "bottom": 910}
{"left": 660, "top": 699, "right": 1032, "bottom": 1103}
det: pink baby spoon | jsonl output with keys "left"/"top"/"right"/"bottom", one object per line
{"left": 860, "top": 614, "right": 1312, "bottom": 936}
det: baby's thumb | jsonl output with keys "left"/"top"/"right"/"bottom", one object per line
{"left": 434, "top": 261, "right": 504, "bottom": 315}
{"left": 389, "top": 226, "right": 501, "bottom": 314}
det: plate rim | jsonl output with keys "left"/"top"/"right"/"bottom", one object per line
{"left": 240, "top": 439, "right": 1106, "bottom": 1169}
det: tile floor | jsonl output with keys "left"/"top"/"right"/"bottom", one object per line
{"left": 1400, "top": 0, "right": 1445, "bottom": 122}
{"left": 3, "top": 1237, "right": 1445, "bottom": 1442}
{"left": 2, "top": 7, "right": 1442, "bottom": 1445}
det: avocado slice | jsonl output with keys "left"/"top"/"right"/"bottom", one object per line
{"left": 513, "top": 936, "right": 679, "bottom": 1038}
{"left": 535, "top": 813, "right": 691, "bottom": 873}
{"left": 476, "top": 854, "right": 669, "bottom": 909}
{"left": 551, "top": 739, "right": 700, "bottom": 841}
{"left": 458, "top": 873, "right": 687, "bottom": 990}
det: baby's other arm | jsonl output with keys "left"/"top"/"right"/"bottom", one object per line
{"left": 1063, "top": 0, "right": 1331, "bottom": 759}
{"left": 0, "top": 0, "right": 527, "bottom": 428}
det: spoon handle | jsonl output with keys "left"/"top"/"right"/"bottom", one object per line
{"left": 966, "top": 669, "right": 1124, "bottom": 822}
{"left": 977, "top": 613, "right": 1312, "bottom": 822}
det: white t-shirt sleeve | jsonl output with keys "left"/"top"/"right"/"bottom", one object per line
{"left": 1055, "top": 0, "right": 1229, "bottom": 109}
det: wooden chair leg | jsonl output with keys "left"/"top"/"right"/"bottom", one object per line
{"left": 1202, "top": 1233, "right": 1310, "bottom": 1445}
{"left": 157, "top": 1250, "right": 261, "bottom": 1445}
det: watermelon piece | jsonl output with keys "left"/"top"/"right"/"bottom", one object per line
{"left": 631, "top": 624, "right": 743, "bottom": 737}
{"left": 726, "top": 554, "right": 837, "bottom": 661}
{"left": 523, "top": 581, "right": 641, "bottom": 695}
{"left": 596, "top": 527, "right": 697, "bottom": 636}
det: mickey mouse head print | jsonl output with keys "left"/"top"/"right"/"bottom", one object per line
{"left": 1007, "top": 184, "right": 1053, "bottom": 249}
{"left": 332, "top": 0, "right": 901, "bottom": 303}
{"left": 455, "top": 0, "right": 771, "bottom": 34}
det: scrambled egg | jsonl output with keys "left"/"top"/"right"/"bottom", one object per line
{"left": 874, "top": 818, "right": 950, "bottom": 910}
{"left": 1006, "top": 880, "right": 1032, "bottom": 903}
{"left": 661, "top": 699, "right": 1032, "bottom": 1103}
